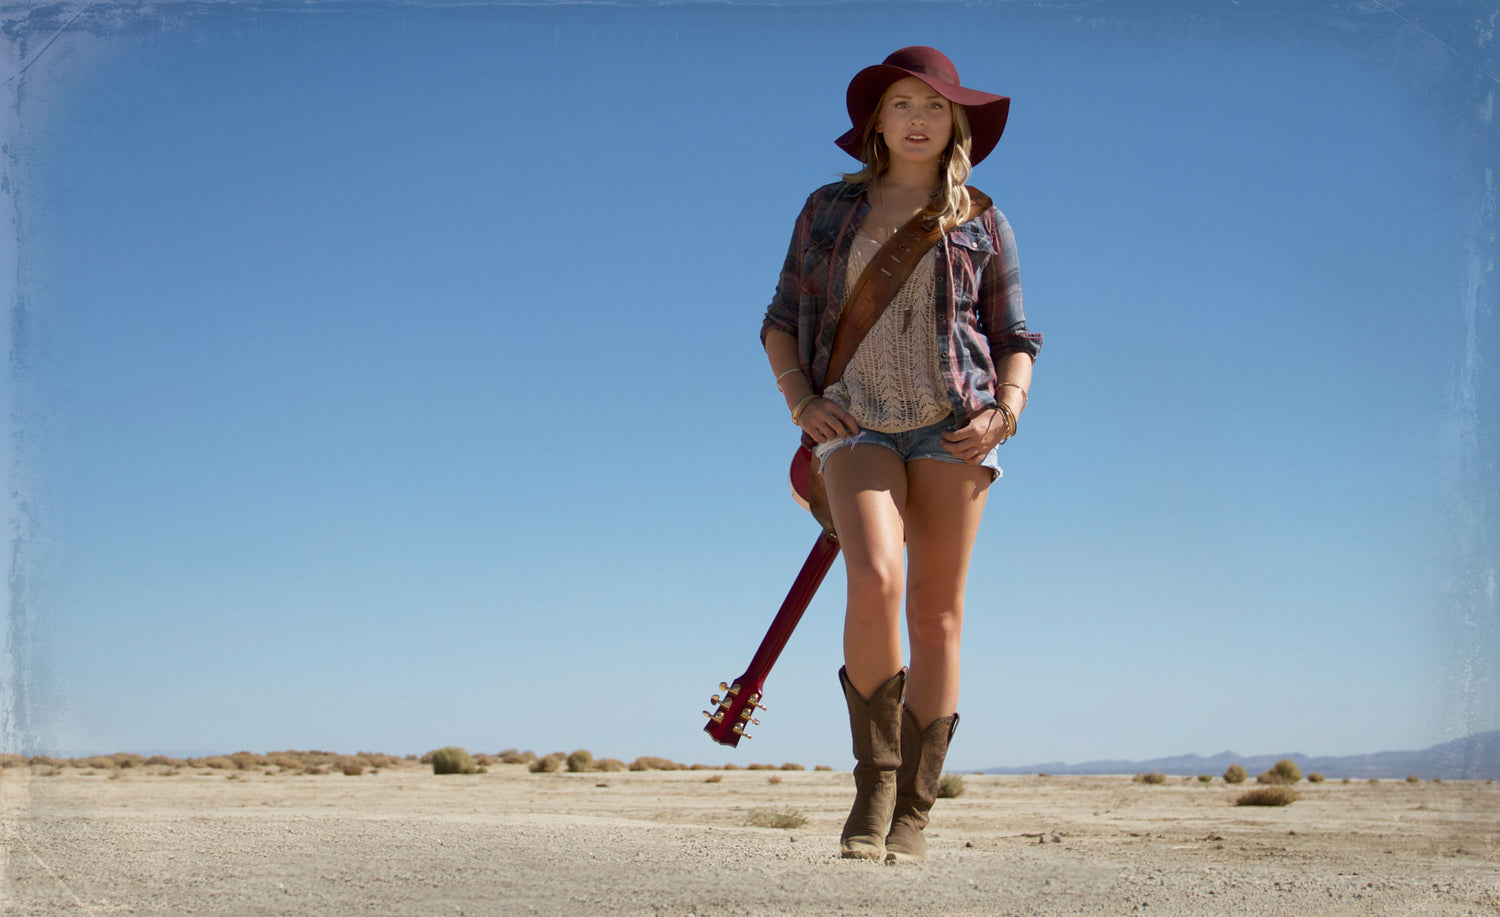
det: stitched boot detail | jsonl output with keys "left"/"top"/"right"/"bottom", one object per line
{"left": 838, "top": 666, "right": 906, "bottom": 860}
{"left": 885, "top": 709, "right": 958, "bottom": 864}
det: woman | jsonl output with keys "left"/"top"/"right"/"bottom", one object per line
{"left": 760, "top": 47, "right": 1041, "bottom": 863}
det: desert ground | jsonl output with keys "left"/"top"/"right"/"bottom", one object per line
{"left": 1, "top": 759, "right": 1496, "bottom": 916}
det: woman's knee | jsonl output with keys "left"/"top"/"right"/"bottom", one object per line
{"left": 906, "top": 598, "right": 963, "bottom": 652}
{"left": 844, "top": 551, "right": 904, "bottom": 615}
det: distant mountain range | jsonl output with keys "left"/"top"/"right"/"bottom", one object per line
{"left": 982, "top": 731, "right": 1500, "bottom": 780}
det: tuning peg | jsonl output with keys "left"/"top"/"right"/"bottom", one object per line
{"left": 727, "top": 682, "right": 741, "bottom": 695}
{"left": 702, "top": 710, "right": 724, "bottom": 723}
{"left": 748, "top": 694, "right": 767, "bottom": 712}
{"left": 710, "top": 695, "right": 721, "bottom": 705}
{"left": 732, "top": 725, "right": 752, "bottom": 738}
{"left": 718, "top": 682, "right": 730, "bottom": 692}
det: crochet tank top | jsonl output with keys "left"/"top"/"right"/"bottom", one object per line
{"left": 822, "top": 233, "right": 952, "bottom": 433}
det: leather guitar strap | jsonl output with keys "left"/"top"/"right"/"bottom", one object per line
{"left": 823, "top": 187, "right": 992, "bottom": 391}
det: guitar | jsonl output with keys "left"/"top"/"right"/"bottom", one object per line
{"left": 702, "top": 445, "right": 840, "bottom": 746}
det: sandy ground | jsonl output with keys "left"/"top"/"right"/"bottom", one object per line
{"left": 1, "top": 762, "right": 1497, "bottom": 916}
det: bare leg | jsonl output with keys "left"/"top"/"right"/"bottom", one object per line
{"left": 901, "top": 458, "right": 990, "bottom": 729}
{"left": 821, "top": 444, "right": 909, "bottom": 700}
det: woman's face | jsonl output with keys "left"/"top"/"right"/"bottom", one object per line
{"left": 874, "top": 76, "right": 954, "bottom": 168}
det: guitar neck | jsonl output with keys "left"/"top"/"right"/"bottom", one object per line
{"left": 703, "top": 530, "right": 841, "bottom": 747}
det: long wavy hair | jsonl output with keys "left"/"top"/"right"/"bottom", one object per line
{"left": 842, "top": 91, "right": 974, "bottom": 233}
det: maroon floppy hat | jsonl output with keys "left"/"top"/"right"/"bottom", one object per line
{"left": 835, "top": 46, "right": 1011, "bottom": 166}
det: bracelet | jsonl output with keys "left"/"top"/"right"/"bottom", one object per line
{"left": 774, "top": 367, "right": 804, "bottom": 392}
{"left": 790, "top": 394, "right": 818, "bottom": 424}
{"left": 998, "top": 382, "right": 1028, "bottom": 411}
{"left": 994, "top": 402, "right": 1017, "bottom": 442}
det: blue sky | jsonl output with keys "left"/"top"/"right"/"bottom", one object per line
{"left": 1, "top": 1, "right": 1495, "bottom": 771}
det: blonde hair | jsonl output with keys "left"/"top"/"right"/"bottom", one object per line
{"left": 842, "top": 92, "right": 975, "bottom": 233}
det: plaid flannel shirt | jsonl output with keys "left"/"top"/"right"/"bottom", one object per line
{"left": 761, "top": 180, "right": 1041, "bottom": 426}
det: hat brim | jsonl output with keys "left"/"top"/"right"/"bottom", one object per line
{"left": 835, "top": 64, "right": 1011, "bottom": 166}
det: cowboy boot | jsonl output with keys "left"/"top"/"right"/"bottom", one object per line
{"left": 884, "top": 708, "right": 959, "bottom": 864}
{"left": 838, "top": 666, "right": 906, "bottom": 860}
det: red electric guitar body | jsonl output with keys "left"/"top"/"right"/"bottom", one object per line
{"left": 702, "top": 446, "right": 840, "bottom": 747}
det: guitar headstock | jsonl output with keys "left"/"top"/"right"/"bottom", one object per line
{"left": 702, "top": 678, "right": 768, "bottom": 747}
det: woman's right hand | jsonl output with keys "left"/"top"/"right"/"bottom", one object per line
{"left": 797, "top": 397, "right": 861, "bottom": 443}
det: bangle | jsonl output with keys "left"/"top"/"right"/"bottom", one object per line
{"left": 994, "top": 403, "right": 1017, "bottom": 441}
{"left": 774, "top": 367, "right": 804, "bottom": 392}
{"left": 998, "top": 382, "right": 1028, "bottom": 411}
{"left": 790, "top": 394, "right": 818, "bottom": 424}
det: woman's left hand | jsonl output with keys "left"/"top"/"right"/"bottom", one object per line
{"left": 940, "top": 408, "right": 1008, "bottom": 464}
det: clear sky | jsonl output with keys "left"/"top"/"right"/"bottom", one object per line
{"left": 1, "top": 1, "right": 1495, "bottom": 771}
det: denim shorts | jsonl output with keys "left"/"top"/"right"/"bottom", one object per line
{"left": 813, "top": 414, "right": 1002, "bottom": 480}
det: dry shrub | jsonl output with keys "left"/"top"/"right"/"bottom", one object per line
{"left": 1133, "top": 772, "right": 1167, "bottom": 785}
{"left": 146, "top": 755, "right": 188, "bottom": 768}
{"left": 499, "top": 750, "right": 536, "bottom": 765}
{"left": 529, "top": 752, "right": 565, "bottom": 773}
{"left": 629, "top": 756, "right": 684, "bottom": 772}
{"left": 200, "top": 757, "right": 236, "bottom": 770}
{"left": 746, "top": 807, "right": 807, "bottom": 829}
{"left": 746, "top": 763, "right": 773, "bottom": 771}
{"left": 268, "top": 755, "right": 303, "bottom": 771}
{"left": 1236, "top": 785, "right": 1300, "bottom": 806}
{"left": 0, "top": 753, "right": 27, "bottom": 768}
{"left": 78, "top": 756, "right": 118, "bottom": 770}
{"left": 430, "top": 747, "right": 477, "bottom": 775}
{"left": 1223, "top": 763, "right": 1248, "bottom": 784}
{"left": 37, "top": 767, "right": 62, "bottom": 777}
{"left": 28, "top": 756, "right": 65, "bottom": 767}
{"left": 723, "top": 763, "right": 740, "bottom": 771}
{"left": 111, "top": 753, "right": 146, "bottom": 769}
{"left": 1257, "top": 759, "right": 1302, "bottom": 785}
{"left": 937, "top": 774, "right": 965, "bottom": 799}
{"left": 1308, "top": 773, "right": 1325, "bottom": 783}
{"left": 689, "top": 763, "right": 713, "bottom": 771}
{"left": 356, "top": 752, "right": 403, "bottom": 769}
{"left": 565, "top": 750, "right": 594, "bottom": 773}
{"left": 228, "top": 752, "right": 267, "bottom": 770}
{"left": 814, "top": 765, "right": 832, "bottom": 772}
{"left": 594, "top": 758, "right": 627, "bottom": 772}
{"left": 780, "top": 763, "right": 805, "bottom": 771}
{"left": 767, "top": 775, "right": 782, "bottom": 785}
{"left": 339, "top": 759, "right": 365, "bottom": 776}
{"left": 704, "top": 774, "right": 723, "bottom": 783}
{"left": 302, "top": 764, "right": 327, "bottom": 776}
{"left": 1197, "top": 774, "right": 1214, "bottom": 783}
{"left": 1406, "top": 774, "right": 1420, "bottom": 783}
